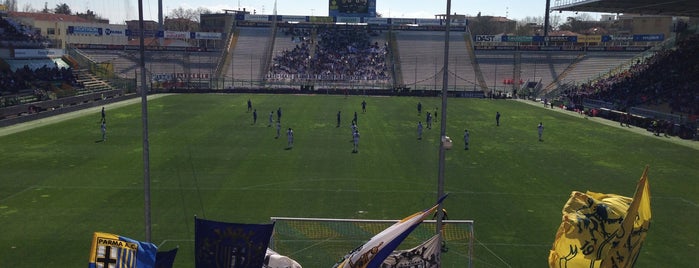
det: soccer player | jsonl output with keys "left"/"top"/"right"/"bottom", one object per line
{"left": 268, "top": 111, "right": 274, "bottom": 127}
{"left": 276, "top": 121, "right": 281, "bottom": 139}
{"left": 101, "top": 120, "right": 107, "bottom": 141}
{"left": 277, "top": 107, "right": 282, "bottom": 123}
{"left": 100, "top": 107, "right": 106, "bottom": 123}
{"left": 337, "top": 110, "right": 341, "bottom": 127}
{"left": 417, "top": 121, "right": 423, "bottom": 140}
{"left": 361, "top": 100, "right": 367, "bottom": 113}
{"left": 417, "top": 102, "right": 422, "bottom": 115}
{"left": 463, "top": 129, "right": 470, "bottom": 150}
{"left": 247, "top": 99, "right": 252, "bottom": 112}
{"left": 353, "top": 111, "right": 358, "bottom": 125}
{"left": 352, "top": 129, "right": 360, "bottom": 153}
{"left": 538, "top": 122, "right": 544, "bottom": 141}
{"left": 287, "top": 128, "right": 294, "bottom": 147}
{"left": 253, "top": 109, "right": 257, "bottom": 125}
{"left": 496, "top": 112, "right": 501, "bottom": 126}
{"left": 426, "top": 112, "right": 432, "bottom": 129}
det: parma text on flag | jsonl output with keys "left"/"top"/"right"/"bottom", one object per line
{"left": 548, "top": 166, "right": 652, "bottom": 268}
{"left": 88, "top": 232, "right": 157, "bottom": 268}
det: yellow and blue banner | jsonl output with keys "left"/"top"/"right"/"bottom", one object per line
{"left": 88, "top": 232, "right": 157, "bottom": 268}
{"left": 548, "top": 167, "right": 652, "bottom": 268}
{"left": 334, "top": 195, "right": 447, "bottom": 268}
{"left": 194, "top": 217, "right": 275, "bottom": 268}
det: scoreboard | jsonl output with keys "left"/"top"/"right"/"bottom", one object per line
{"left": 329, "top": 0, "right": 376, "bottom": 17}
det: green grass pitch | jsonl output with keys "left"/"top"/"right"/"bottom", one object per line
{"left": 0, "top": 94, "right": 697, "bottom": 267}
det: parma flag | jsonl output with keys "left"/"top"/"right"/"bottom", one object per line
{"left": 382, "top": 234, "right": 441, "bottom": 268}
{"left": 548, "top": 167, "right": 652, "bottom": 268}
{"left": 334, "top": 195, "right": 448, "bottom": 268}
{"left": 88, "top": 232, "right": 157, "bottom": 268}
{"left": 194, "top": 217, "right": 275, "bottom": 268}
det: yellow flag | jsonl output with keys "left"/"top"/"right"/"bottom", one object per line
{"left": 548, "top": 167, "right": 652, "bottom": 268}
{"left": 601, "top": 167, "right": 651, "bottom": 268}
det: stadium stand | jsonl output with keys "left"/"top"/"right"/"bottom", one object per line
{"left": 267, "top": 25, "right": 390, "bottom": 88}
{"left": 395, "top": 30, "right": 474, "bottom": 90}
{"left": 227, "top": 27, "right": 271, "bottom": 85}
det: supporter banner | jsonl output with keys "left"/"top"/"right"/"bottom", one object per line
{"left": 336, "top": 17, "right": 361, "bottom": 23}
{"left": 519, "top": 45, "right": 541, "bottom": 51}
{"left": 236, "top": 21, "right": 273, "bottom": 27}
{"left": 633, "top": 34, "right": 664, "bottom": 42}
{"left": 125, "top": 29, "right": 158, "bottom": 37}
{"left": 542, "top": 36, "right": 577, "bottom": 42}
{"left": 104, "top": 28, "right": 126, "bottom": 36}
{"left": 609, "top": 35, "right": 633, "bottom": 41}
{"left": 68, "top": 26, "right": 102, "bottom": 35}
{"left": 390, "top": 18, "right": 416, "bottom": 25}
{"left": 281, "top": 15, "right": 308, "bottom": 22}
{"left": 577, "top": 35, "right": 602, "bottom": 43}
{"left": 309, "top": 16, "right": 334, "bottom": 23}
{"left": 541, "top": 46, "right": 562, "bottom": 51}
{"left": 415, "top": 18, "right": 442, "bottom": 26}
{"left": 164, "top": 30, "right": 189, "bottom": 39}
{"left": 194, "top": 32, "right": 222, "bottom": 40}
{"left": 364, "top": 17, "right": 389, "bottom": 25}
{"left": 475, "top": 45, "right": 647, "bottom": 52}
{"left": 245, "top": 14, "right": 271, "bottom": 21}
{"left": 502, "top": 35, "right": 532, "bottom": 42}
{"left": 474, "top": 46, "right": 515, "bottom": 51}
{"left": 474, "top": 35, "right": 502, "bottom": 42}
{"left": 13, "top": 48, "right": 64, "bottom": 58}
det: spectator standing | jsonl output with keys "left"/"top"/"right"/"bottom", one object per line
{"left": 463, "top": 129, "right": 470, "bottom": 150}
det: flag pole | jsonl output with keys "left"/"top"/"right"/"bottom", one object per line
{"left": 137, "top": 0, "right": 152, "bottom": 242}
{"left": 436, "top": 0, "right": 452, "bottom": 242}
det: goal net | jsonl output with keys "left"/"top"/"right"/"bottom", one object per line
{"left": 269, "top": 217, "right": 474, "bottom": 267}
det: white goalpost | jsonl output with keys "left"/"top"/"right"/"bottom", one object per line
{"left": 269, "top": 217, "right": 474, "bottom": 267}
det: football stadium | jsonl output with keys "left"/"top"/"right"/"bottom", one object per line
{"left": 1, "top": 0, "right": 698, "bottom": 267}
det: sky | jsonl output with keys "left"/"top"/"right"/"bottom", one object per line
{"left": 16, "top": 0, "right": 602, "bottom": 24}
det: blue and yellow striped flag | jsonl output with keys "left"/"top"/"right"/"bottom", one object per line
{"left": 334, "top": 195, "right": 447, "bottom": 268}
{"left": 548, "top": 166, "right": 651, "bottom": 268}
{"left": 88, "top": 232, "right": 157, "bottom": 268}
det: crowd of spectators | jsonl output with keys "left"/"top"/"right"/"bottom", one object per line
{"left": 0, "top": 16, "right": 50, "bottom": 49}
{"left": 268, "top": 26, "right": 390, "bottom": 83}
{"left": 1, "top": 64, "right": 80, "bottom": 106}
{"left": 561, "top": 34, "right": 699, "bottom": 118}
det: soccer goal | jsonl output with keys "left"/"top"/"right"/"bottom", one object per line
{"left": 269, "top": 217, "right": 474, "bottom": 267}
